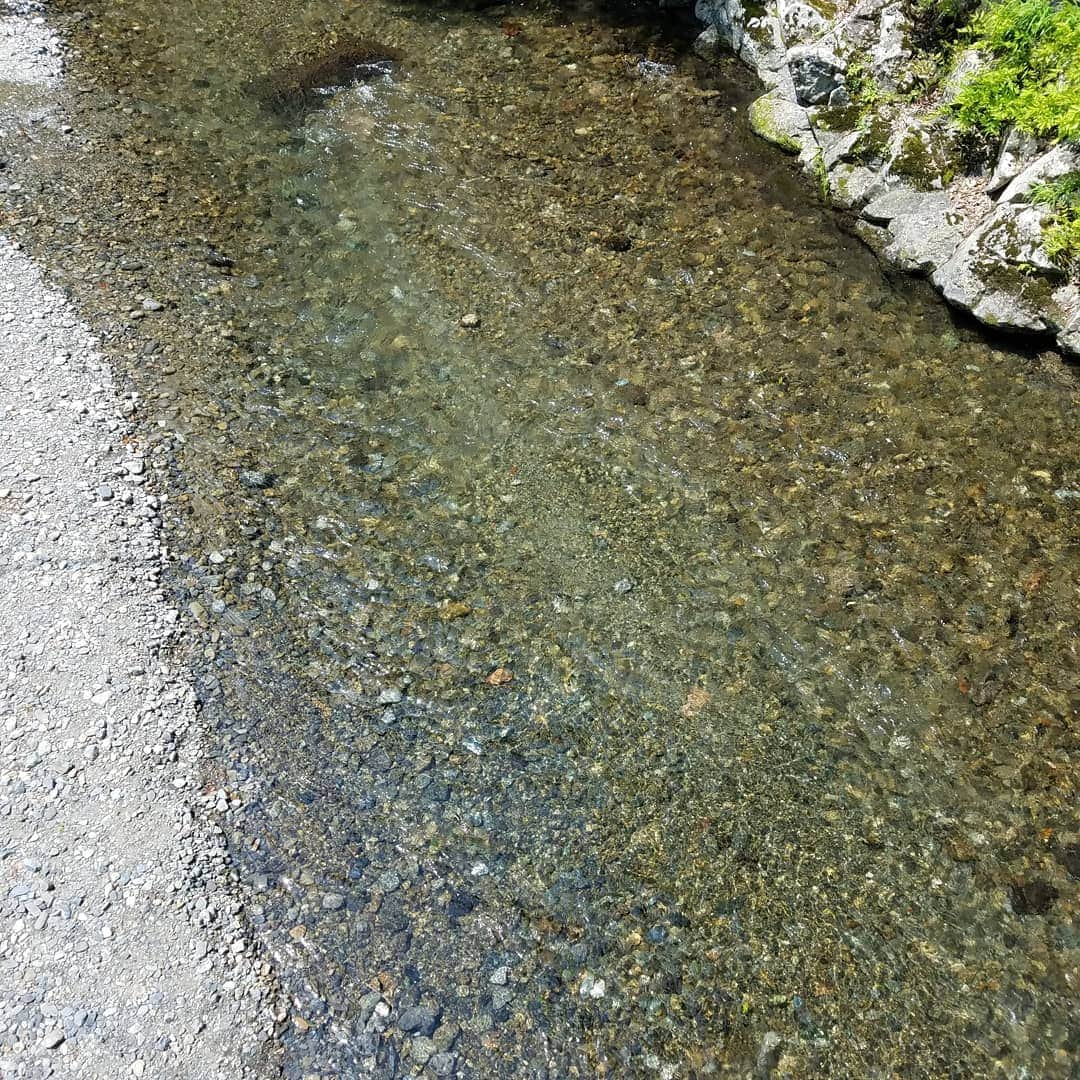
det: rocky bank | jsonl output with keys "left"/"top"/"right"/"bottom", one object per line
{"left": 690, "top": 0, "right": 1080, "bottom": 356}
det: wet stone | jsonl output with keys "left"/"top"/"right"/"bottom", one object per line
{"left": 1009, "top": 879, "right": 1059, "bottom": 916}
{"left": 397, "top": 1004, "right": 440, "bottom": 1037}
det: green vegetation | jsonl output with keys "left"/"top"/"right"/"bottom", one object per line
{"left": 952, "top": 0, "right": 1080, "bottom": 141}
{"left": 845, "top": 59, "right": 886, "bottom": 114}
{"left": 812, "top": 149, "right": 830, "bottom": 198}
{"left": 1030, "top": 172, "right": 1080, "bottom": 270}
{"left": 912, "top": 0, "right": 983, "bottom": 49}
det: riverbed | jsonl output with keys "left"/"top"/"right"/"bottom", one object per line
{"left": 5, "top": 0, "right": 1078, "bottom": 1076}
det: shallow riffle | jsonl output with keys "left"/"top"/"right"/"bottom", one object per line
{"left": 5, "top": 0, "right": 1078, "bottom": 1075}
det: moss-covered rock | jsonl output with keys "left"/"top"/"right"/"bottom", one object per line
{"left": 748, "top": 91, "right": 810, "bottom": 154}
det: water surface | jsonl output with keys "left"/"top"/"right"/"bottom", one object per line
{"left": 8, "top": 0, "right": 1079, "bottom": 1075}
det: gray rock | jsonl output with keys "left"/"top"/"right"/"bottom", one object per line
{"left": 321, "top": 892, "right": 346, "bottom": 911}
{"left": 999, "top": 144, "right": 1080, "bottom": 204}
{"left": 1059, "top": 299, "right": 1080, "bottom": 357}
{"left": 696, "top": 0, "right": 787, "bottom": 76}
{"left": 828, "top": 163, "right": 884, "bottom": 210}
{"left": 987, "top": 127, "right": 1042, "bottom": 195}
{"left": 411, "top": 1036, "right": 436, "bottom": 1066}
{"left": 883, "top": 193, "right": 967, "bottom": 274}
{"left": 863, "top": 187, "right": 940, "bottom": 225}
{"left": 933, "top": 216, "right": 1052, "bottom": 333}
{"left": 788, "top": 47, "right": 848, "bottom": 107}
{"left": 777, "top": 0, "right": 827, "bottom": 44}
{"left": 940, "top": 47, "right": 985, "bottom": 105}
{"left": 979, "top": 204, "right": 1060, "bottom": 275}
{"left": 748, "top": 90, "right": 813, "bottom": 156}
{"left": 398, "top": 1004, "right": 440, "bottom": 1037}
{"left": 870, "top": 2, "right": 913, "bottom": 90}
{"left": 429, "top": 1052, "right": 457, "bottom": 1077}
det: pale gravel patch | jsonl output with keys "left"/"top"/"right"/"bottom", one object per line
{"left": 0, "top": 5, "right": 61, "bottom": 87}
{"left": 0, "top": 5, "right": 277, "bottom": 1079}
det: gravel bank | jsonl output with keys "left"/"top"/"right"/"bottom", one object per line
{"left": 0, "top": 7, "right": 275, "bottom": 1079}
{"left": 0, "top": 240, "right": 272, "bottom": 1080}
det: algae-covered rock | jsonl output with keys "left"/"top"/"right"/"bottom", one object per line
{"left": 884, "top": 122, "right": 958, "bottom": 191}
{"left": 748, "top": 90, "right": 812, "bottom": 154}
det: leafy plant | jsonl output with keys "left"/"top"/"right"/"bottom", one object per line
{"left": 1030, "top": 171, "right": 1080, "bottom": 270}
{"left": 952, "top": 0, "right": 1080, "bottom": 141}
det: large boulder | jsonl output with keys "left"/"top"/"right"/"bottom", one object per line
{"left": 863, "top": 188, "right": 966, "bottom": 273}
{"left": 932, "top": 203, "right": 1075, "bottom": 334}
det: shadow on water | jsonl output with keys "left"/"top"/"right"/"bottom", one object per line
{"left": 11, "top": 0, "right": 1080, "bottom": 1075}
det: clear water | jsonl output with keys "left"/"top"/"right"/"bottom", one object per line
{"left": 9, "top": 0, "right": 1079, "bottom": 1075}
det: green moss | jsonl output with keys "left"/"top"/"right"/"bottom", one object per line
{"left": 889, "top": 131, "right": 957, "bottom": 190}
{"left": 891, "top": 133, "right": 937, "bottom": 187}
{"left": 812, "top": 149, "right": 830, "bottom": 198}
{"left": 850, "top": 114, "right": 893, "bottom": 166}
{"left": 976, "top": 257, "right": 1057, "bottom": 308}
{"left": 814, "top": 104, "right": 863, "bottom": 131}
{"left": 952, "top": 0, "right": 1080, "bottom": 142}
{"left": 748, "top": 95, "right": 802, "bottom": 154}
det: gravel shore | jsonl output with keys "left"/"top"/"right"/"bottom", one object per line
{"left": 1, "top": 8, "right": 274, "bottom": 1079}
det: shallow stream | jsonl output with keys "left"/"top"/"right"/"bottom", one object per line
{"left": 4, "top": 0, "right": 1079, "bottom": 1075}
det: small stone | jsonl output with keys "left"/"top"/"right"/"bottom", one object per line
{"left": 459, "top": 312, "right": 481, "bottom": 329}
{"left": 398, "top": 1004, "right": 440, "bottom": 1037}
{"left": 613, "top": 578, "right": 634, "bottom": 594}
{"left": 429, "top": 1052, "right": 457, "bottom": 1076}
{"left": 96, "top": 484, "right": 114, "bottom": 501}
{"left": 378, "top": 688, "right": 403, "bottom": 704}
{"left": 411, "top": 1036, "right": 436, "bottom": 1066}
{"left": 239, "top": 469, "right": 272, "bottom": 489}
{"left": 41, "top": 1030, "right": 65, "bottom": 1049}
{"left": 131, "top": 1061, "right": 145, "bottom": 1077}
{"left": 1010, "top": 879, "right": 1058, "bottom": 916}
{"left": 491, "top": 986, "right": 514, "bottom": 1011}
{"left": 489, "top": 966, "right": 509, "bottom": 986}
{"left": 141, "top": 298, "right": 164, "bottom": 312}
{"left": 321, "top": 892, "right": 346, "bottom": 911}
